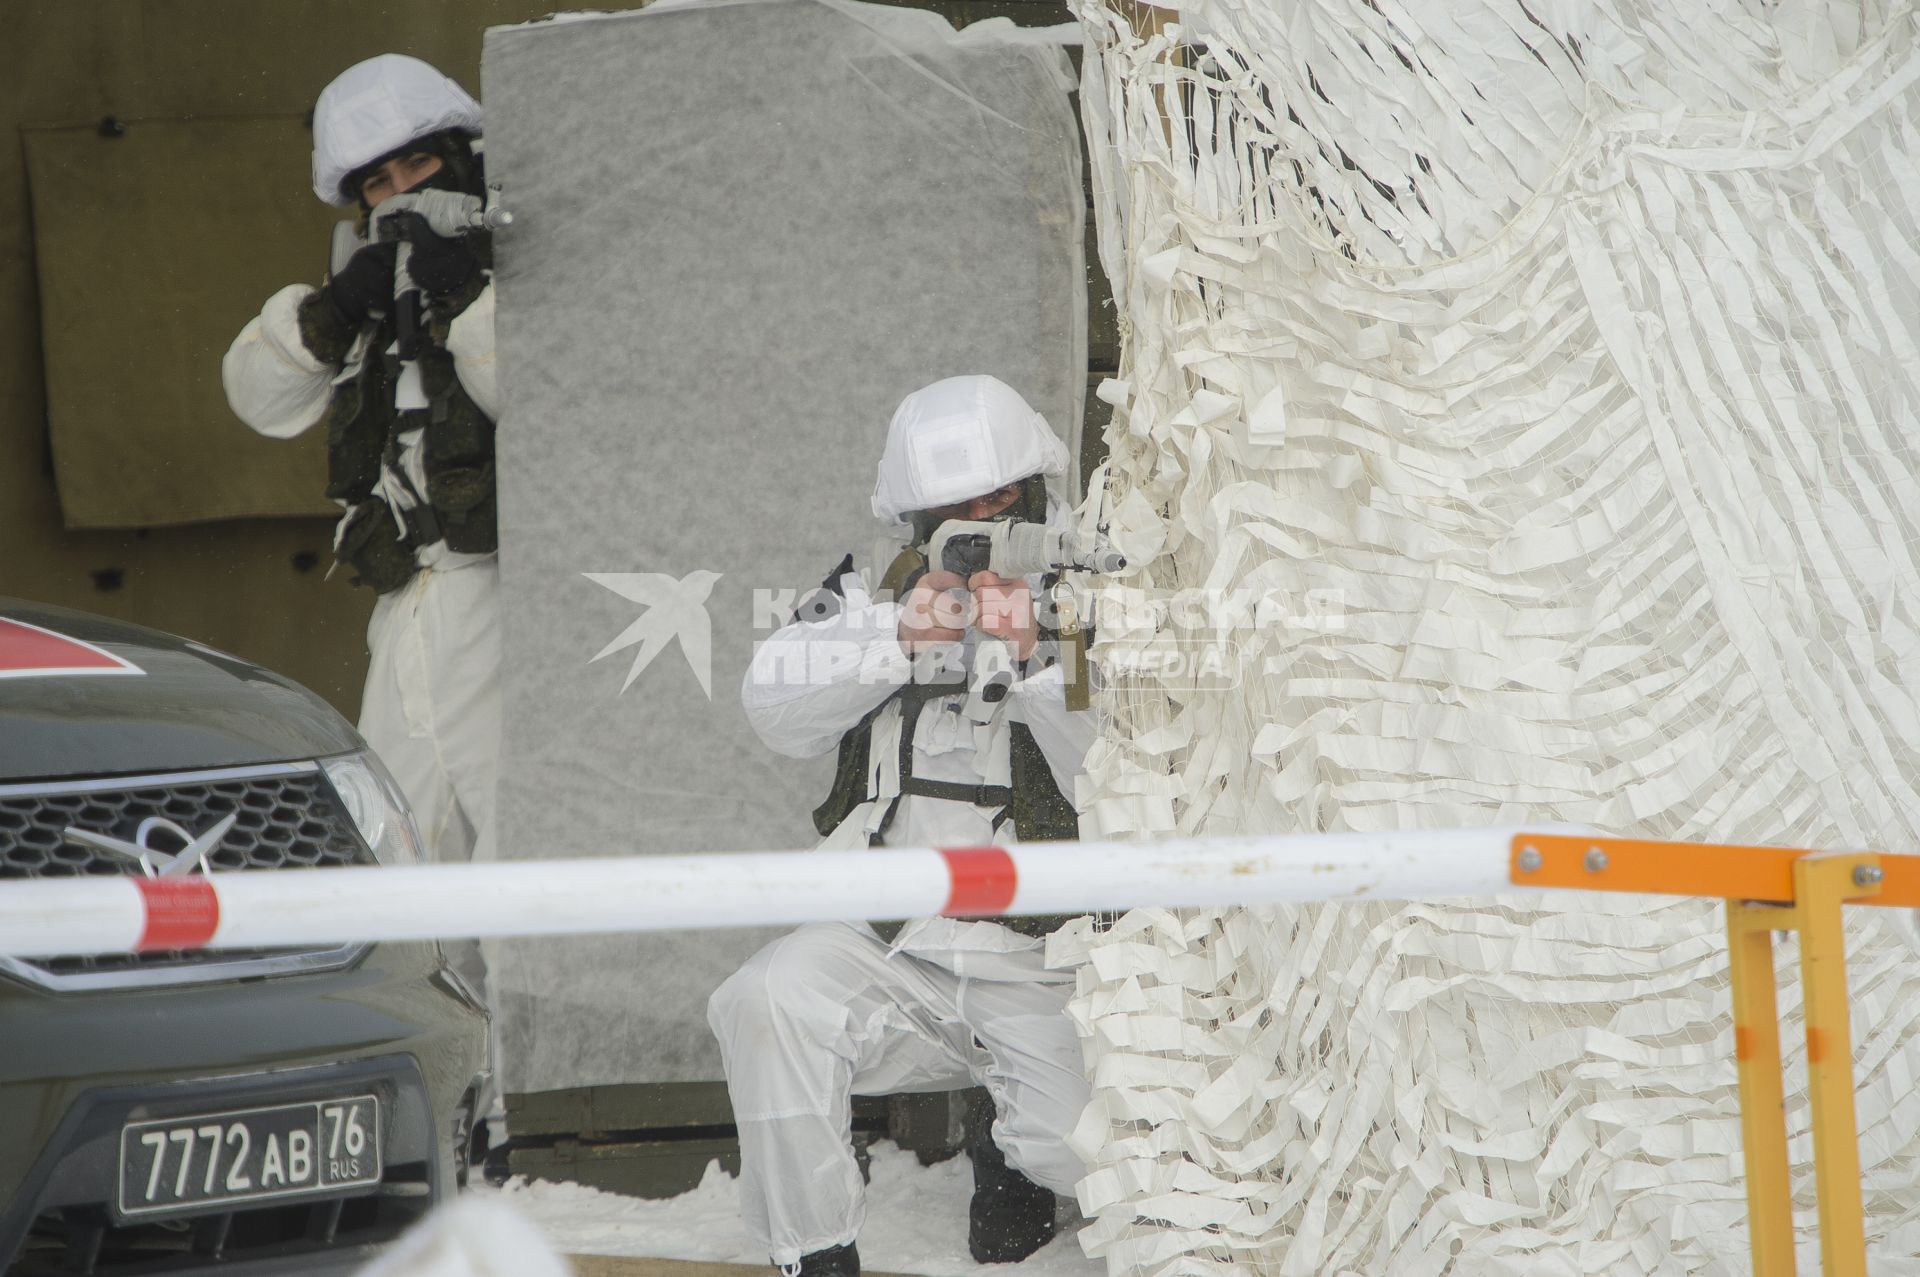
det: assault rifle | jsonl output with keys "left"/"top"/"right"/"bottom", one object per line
{"left": 925, "top": 518, "right": 1126, "bottom": 720}
{"left": 319, "top": 190, "right": 517, "bottom": 409}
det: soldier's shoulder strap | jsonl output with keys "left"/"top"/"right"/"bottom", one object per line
{"left": 875, "top": 545, "right": 926, "bottom": 603}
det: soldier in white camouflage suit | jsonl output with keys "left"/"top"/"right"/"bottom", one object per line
{"left": 712, "top": 375, "right": 1097, "bottom": 1277}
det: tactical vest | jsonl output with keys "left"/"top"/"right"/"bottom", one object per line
{"left": 809, "top": 548, "right": 1083, "bottom": 939}
{"left": 320, "top": 250, "right": 497, "bottom": 594}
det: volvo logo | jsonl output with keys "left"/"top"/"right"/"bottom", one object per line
{"left": 63, "top": 812, "right": 238, "bottom": 878}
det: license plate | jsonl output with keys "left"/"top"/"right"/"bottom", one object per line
{"left": 117, "top": 1095, "right": 381, "bottom": 1219}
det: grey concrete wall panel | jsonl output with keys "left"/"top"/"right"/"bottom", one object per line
{"left": 483, "top": 0, "right": 1085, "bottom": 1091}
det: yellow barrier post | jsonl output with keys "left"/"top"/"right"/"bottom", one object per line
{"left": 1727, "top": 899, "right": 1795, "bottom": 1275}
{"left": 1794, "top": 852, "right": 1878, "bottom": 1276}
{"left": 1511, "top": 835, "right": 1911, "bottom": 1276}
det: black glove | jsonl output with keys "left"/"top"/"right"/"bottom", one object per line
{"left": 398, "top": 212, "right": 479, "bottom": 295}
{"left": 324, "top": 239, "right": 399, "bottom": 328}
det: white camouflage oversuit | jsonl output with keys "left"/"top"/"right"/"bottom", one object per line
{"left": 221, "top": 55, "right": 501, "bottom": 875}
{"left": 221, "top": 56, "right": 502, "bottom": 1098}
{"left": 711, "top": 376, "right": 1097, "bottom": 1267}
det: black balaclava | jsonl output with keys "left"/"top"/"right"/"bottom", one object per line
{"left": 344, "top": 129, "right": 486, "bottom": 212}
{"left": 908, "top": 474, "right": 1049, "bottom": 549}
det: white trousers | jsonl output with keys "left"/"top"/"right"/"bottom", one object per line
{"left": 358, "top": 561, "right": 503, "bottom": 1107}
{"left": 707, "top": 923, "right": 1090, "bottom": 1266}
{"left": 357, "top": 561, "right": 501, "bottom": 866}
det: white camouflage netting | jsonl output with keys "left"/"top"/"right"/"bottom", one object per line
{"left": 1060, "top": 1, "right": 1920, "bottom": 1272}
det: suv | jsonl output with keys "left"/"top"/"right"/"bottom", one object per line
{"left": 0, "top": 598, "right": 491, "bottom": 1276}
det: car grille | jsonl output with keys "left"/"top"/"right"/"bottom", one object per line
{"left": 11, "top": 1165, "right": 434, "bottom": 1277}
{"left": 0, "top": 764, "right": 373, "bottom": 985}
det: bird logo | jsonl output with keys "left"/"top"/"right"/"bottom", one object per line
{"left": 584, "top": 570, "right": 724, "bottom": 697}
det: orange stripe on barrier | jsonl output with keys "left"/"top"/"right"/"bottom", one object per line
{"left": 135, "top": 877, "right": 219, "bottom": 950}
{"left": 1510, "top": 833, "right": 1920, "bottom": 906}
{"left": 939, "top": 847, "right": 1018, "bottom": 917}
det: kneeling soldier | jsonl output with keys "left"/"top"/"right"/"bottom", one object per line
{"left": 711, "top": 375, "right": 1097, "bottom": 1277}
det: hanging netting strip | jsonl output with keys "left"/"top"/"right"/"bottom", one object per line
{"left": 1060, "top": 2, "right": 1920, "bottom": 1272}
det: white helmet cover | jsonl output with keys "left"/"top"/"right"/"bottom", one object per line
{"left": 310, "top": 54, "right": 483, "bottom": 206}
{"left": 871, "top": 375, "right": 1070, "bottom": 525}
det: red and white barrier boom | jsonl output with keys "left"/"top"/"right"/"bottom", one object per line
{"left": 0, "top": 828, "right": 1525, "bottom": 957}
{"left": 8, "top": 827, "right": 1920, "bottom": 1276}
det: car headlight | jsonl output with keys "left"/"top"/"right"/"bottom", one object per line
{"left": 321, "top": 752, "right": 425, "bottom": 866}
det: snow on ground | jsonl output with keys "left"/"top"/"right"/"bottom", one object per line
{"left": 473, "top": 1141, "right": 1104, "bottom": 1277}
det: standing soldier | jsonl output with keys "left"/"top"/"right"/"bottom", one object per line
{"left": 222, "top": 53, "right": 503, "bottom": 1110}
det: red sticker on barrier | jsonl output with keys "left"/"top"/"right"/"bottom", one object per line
{"left": 135, "top": 878, "right": 220, "bottom": 950}
{"left": 939, "top": 846, "right": 1018, "bottom": 917}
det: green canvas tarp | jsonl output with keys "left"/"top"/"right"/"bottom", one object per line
{"left": 27, "top": 115, "right": 344, "bottom": 528}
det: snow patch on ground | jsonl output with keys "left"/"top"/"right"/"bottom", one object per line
{"left": 473, "top": 1141, "right": 1104, "bottom": 1277}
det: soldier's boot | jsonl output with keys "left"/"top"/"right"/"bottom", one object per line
{"left": 966, "top": 1092, "right": 1058, "bottom": 1264}
{"left": 786, "top": 1241, "right": 858, "bottom": 1277}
